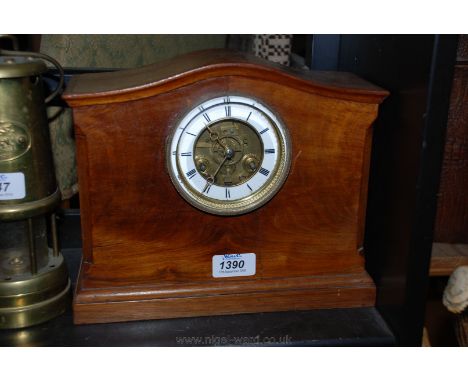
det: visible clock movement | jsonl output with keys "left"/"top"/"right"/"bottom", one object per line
{"left": 64, "top": 49, "right": 388, "bottom": 324}
{"left": 167, "top": 95, "right": 291, "bottom": 215}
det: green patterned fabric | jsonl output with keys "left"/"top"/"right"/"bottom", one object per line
{"left": 41, "top": 35, "right": 227, "bottom": 68}
{"left": 41, "top": 35, "right": 227, "bottom": 199}
{"left": 47, "top": 107, "right": 78, "bottom": 199}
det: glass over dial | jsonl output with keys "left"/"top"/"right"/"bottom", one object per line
{"left": 167, "top": 95, "right": 291, "bottom": 216}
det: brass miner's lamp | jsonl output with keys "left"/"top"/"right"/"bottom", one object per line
{"left": 0, "top": 36, "right": 70, "bottom": 329}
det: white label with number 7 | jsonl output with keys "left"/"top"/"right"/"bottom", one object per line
{"left": 0, "top": 172, "right": 26, "bottom": 200}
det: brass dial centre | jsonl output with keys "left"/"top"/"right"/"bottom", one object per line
{"left": 194, "top": 120, "right": 264, "bottom": 187}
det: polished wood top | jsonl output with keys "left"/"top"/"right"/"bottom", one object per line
{"left": 63, "top": 49, "right": 388, "bottom": 106}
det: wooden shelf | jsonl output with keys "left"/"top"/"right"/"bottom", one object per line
{"left": 430, "top": 243, "right": 468, "bottom": 276}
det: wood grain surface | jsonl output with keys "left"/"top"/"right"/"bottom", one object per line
{"left": 430, "top": 243, "right": 468, "bottom": 276}
{"left": 64, "top": 50, "right": 388, "bottom": 324}
{"left": 456, "top": 35, "right": 468, "bottom": 62}
{"left": 64, "top": 49, "right": 388, "bottom": 106}
{"left": 434, "top": 38, "right": 468, "bottom": 243}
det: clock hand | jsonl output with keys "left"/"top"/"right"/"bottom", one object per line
{"left": 203, "top": 145, "right": 235, "bottom": 191}
{"left": 204, "top": 155, "right": 228, "bottom": 188}
{"left": 206, "top": 125, "right": 229, "bottom": 152}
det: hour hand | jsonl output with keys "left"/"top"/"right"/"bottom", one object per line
{"left": 203, "top": 155, "right": 228, "bottom": 191}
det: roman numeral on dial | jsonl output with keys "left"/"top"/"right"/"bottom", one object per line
{"left": 186, "top": 169, "right": 197, "bottom": 179}
{"left": 225, "top": 188, "right": 231, "bottom": 199}
{"left": 264, "top": 149, "right": 275, "bottom": 154}
{"left": 203, "top": 183, "right": 211, "bottom": 194}
{"left": 181, "top": 152, "right": 192, "bottom": 156}
{"left": 259, "top": 167, "right": 270, "bottom": 176}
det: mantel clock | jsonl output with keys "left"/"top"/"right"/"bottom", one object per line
{"left": 64, "top": 50, "right": 388, "bottom": 324}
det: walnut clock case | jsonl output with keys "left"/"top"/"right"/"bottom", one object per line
{"left": 64, "top": 50, "right": 388, "bottom": 324}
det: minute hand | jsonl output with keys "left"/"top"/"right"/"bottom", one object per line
{"left": 205, "top": 155, "right": 228, "bottom": 188}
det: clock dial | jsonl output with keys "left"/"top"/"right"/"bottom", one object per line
{"left": 167, "top": 95, "right": 291, "bottom": 215}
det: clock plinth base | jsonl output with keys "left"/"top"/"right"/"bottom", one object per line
{"left": 72, "top": 272, "right": 375, "bottom": 324}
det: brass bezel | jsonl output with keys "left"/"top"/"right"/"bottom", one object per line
{"left": 166, "top": 96, "right": 292, "bottom": 216}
